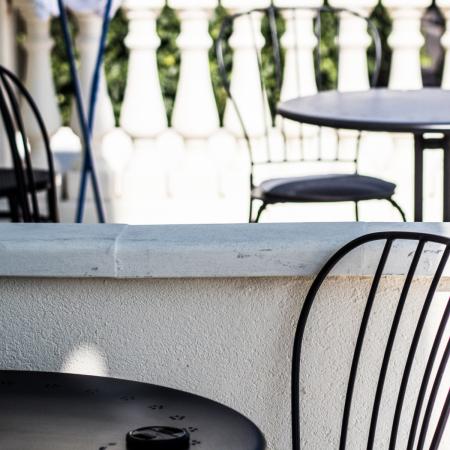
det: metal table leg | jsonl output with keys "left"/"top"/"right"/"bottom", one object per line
{"left": 444, "top": 135, "right": 450, "bottom": 222}
{"left": 414, "top": 134, "right": 424, "bottom": 222}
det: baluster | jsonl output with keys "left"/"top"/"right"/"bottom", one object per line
{"left": 380, "top": 1, "right": 431, "bottom": 221}
{"left": 276, "top": 1, "right": 322, "bottom": 161}
{"left": 329, "top": 0, "right": 377, "bottom": 91}
{"left": 0, "top": 1, "right": 16, "bottom": 71}
{"left": 14, "top": 0, "right": 61, "bottom": 168}
{"left": 120, "top": 0, "right": 167, "bottom": 143}
{"left": 383, "top": 0, "right": 431, "bottom": 89}
{"left": 437, "top": 0, "right": 450, "bottom": 88}
{"left": 222, "top": 0, "right": 271, "bottom": 164}
{"left": 166, "top": 0, "right": 220, "bottom": 206}
{"left": 329, "top": 1, "right": 377, "bottom": 164}
{"left": 169, "top": 0, "right": 220, "bottom": 152}
{"left": 119, "top": 0, "right": 168, "bottom": 223}
{"left": 0, "top": 0, "right": 17, "bottom": 167}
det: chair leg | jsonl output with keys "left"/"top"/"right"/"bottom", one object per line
{"left": 389, "top": 198, "right": 407, "bottom": 222}
{"left": 7, "top": 195, "right": 20, "bottom": 223}
{"left": 254, "top": 202, "right": 267, "bottom": 223}
{"left": 249, "top": 198, "right": 254, "bottom": 224}
{"left": 354, "top": 201, "right": 360, "bottom": 222}
{"left": 47, "top": 188, "right": 59, "bottom": 223}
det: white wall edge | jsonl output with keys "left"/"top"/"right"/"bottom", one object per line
{"left": 1, "top": 222, "right": 450, "bottom": 278}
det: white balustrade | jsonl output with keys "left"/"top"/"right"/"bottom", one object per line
{"left": 437, "top": 0, "right": 450, "bottom": 88}
{"left": 6, "top": 0, "right": 450, "bottom": 223}
{"left": 169, "top": 0, "right": 220, "bottom": 152}
{"left": 14, "top": 0, "right": 61, "bottom": 168}
{"left": 70, "top": 10, "right": 116, "bottom": 154}
{"left": 382, "top": 0, "right": 431, "bottom": 90}
{"left": 120, "top": 0, "right": 167, "bottom": 143}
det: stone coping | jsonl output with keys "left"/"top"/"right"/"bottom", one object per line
{"left": 0, "top": 223, "right": 449, "bottom": 278}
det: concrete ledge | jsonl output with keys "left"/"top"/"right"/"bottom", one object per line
{"left": 0, "top": 223, "right": 450, "bottom": 278}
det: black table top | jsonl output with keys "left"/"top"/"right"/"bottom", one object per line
{"left": 0, "top": 371, "right": 265, "bottom": 450}
{"left": 278, "top": 88, "right": 450, "bottom": 133}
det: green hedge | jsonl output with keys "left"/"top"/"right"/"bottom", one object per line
{"left": 50, "top": 4, "right": 392, "bottom": 127}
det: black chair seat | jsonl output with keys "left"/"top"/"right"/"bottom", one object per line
{"left": 252, "top": 174, "right": 396, "bottom": 203}
{"left": 0, "top": 168, "right": 51, "bottom": 196}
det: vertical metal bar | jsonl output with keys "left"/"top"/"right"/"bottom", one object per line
{"left": 389, "top": 245, "right": 450, "bottom": 450}
{"left": 428, "top": 389, "right": 450, "bottom": 450}
{"left": 339, "top": 239, "right": 393, "bottom": 450}
{"left": 416, "top": 338, "right": 450, "bottom": 450}
{"left": 407, "top": 298, "right": 450, "bottom": 449}
{"left": 367, "top": 240, "right": 425, "bottom": 450}
{"left": 414, "top": 134, "right": 424, "bottom": 222}
{"left": 57, "top": 0, "right": 106, "bottom": 223}
{"left": 443, "top": 134, "right": 450, "bottom": 222}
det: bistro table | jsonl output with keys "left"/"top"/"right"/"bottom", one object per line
{"left": 0, "top": 371, "right": 265, "bottom": 450}
{"left": 278, "top": 88, "right": 450, "bottom": 222}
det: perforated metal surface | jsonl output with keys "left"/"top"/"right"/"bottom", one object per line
{"left": 0, "top": 371, "right": 265, "bottom": 450}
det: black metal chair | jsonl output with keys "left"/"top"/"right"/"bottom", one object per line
{"left": 216, "top": 6, "right": 406, "bottom": 223}
{"left": 292, "top": 231, "right": 449, "bottom": 450}
{"left": 0, "top": 65, "right": 58, "bottom": 223}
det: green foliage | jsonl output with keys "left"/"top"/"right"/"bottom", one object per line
{"left": 50, "top": 13, "right": 77, "bottom": 125}
{"left": 104, "top": 8, "right": 129, "bottom": 122}
{"left": 50, "top": 5, "right": 393, "bottom": 127}
{"left": 157, "top": 5, "right": 180, "bottom": 125}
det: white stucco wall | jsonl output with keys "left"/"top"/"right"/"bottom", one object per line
{"left": 0, "top": 223, "right": 449, "bottom": 449}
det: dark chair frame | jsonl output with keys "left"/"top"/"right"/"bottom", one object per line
{"left": 216, "top": 5, "right": 406, "bottom": 223}
{"left": 0, "top": 65, "right": 58, "bottom": 223}
{"left": 292, "top": 231, "right": 450, "bottom": 450}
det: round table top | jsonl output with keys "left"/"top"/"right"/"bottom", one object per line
{"left": 278, "top": 88, "right": 450, "bottom": 133}
{"left": 0, "top": 371, "right": 265, "bottom": 450}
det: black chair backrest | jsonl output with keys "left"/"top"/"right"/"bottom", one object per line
{"left": 292, "top": 231, "right": 450, "bottom": 450}
{"left": 0, "top": 65, "right": 57, "bottom": 222}
{"left": 216, "top": 5, "right": 382, "bottom": 188}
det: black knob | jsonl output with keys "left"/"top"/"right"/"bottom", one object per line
{"left": 126, "top": 426, "right": 190, "bottom": 449}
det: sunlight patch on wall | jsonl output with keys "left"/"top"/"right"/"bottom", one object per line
{"left": 61, "top": 344, "right": 108, "bottom": 377}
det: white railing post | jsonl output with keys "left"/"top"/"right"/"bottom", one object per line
{"left": 328, "top": 1, "right": 378, "bottom": 164}
{"left": 118, "top": 0, "right": 169, "bottom": 223}
{"left": 0, "top": 0, "right": 17, "bottom": 167}
{"left": 14, "top": 0, "right": 61, "bottom": 168}
{"left": 437, "top": 0, "right": 450, "bottom": 88}
{"left": 70, "top": 11, "right": 116, "bottom": 154}
{"left": 222, "top": 0, "right": 270, "bottom": 148}
{"left": 169, "top": 0, "right": 220, "bottom": 152}
{"left": 329, "top": 0, "right": 378, "bottom": 91}
{"left": 382, "top": 0, "right": 431, "bottom": 89}
{"left": 120, "top": 0, "right": 167, "bottom": 144}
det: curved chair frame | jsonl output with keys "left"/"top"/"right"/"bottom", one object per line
{"left": 216, "top": 5, "right": 406, "bottom": 223}
{"left": 0, "top": 65, "right": 58, "bottom": 222}
{"left": 292, "top": 231, "right": 450, "bottom": 450}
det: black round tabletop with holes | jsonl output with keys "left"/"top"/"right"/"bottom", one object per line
{"left": 278, "top": 88, "right": 450, "bottom": 133}
{"left": 0, "top": 371, "right": 265, "bottom": 450}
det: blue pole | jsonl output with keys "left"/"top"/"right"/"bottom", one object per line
{"left": 57, "top": 0, "right": 106, "bottom": 223}
{"left": 76, "top": 0, "right": 114, "bottom": 223}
